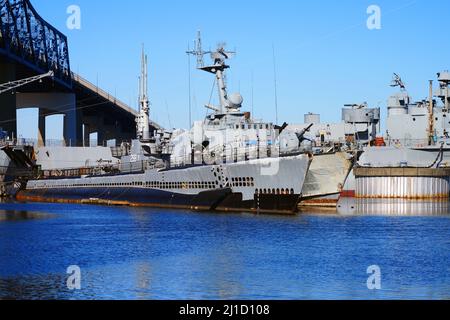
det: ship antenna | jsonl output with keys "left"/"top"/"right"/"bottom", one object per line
{"left": 186, "top": 31, "right": 211, "bottom": 121}
{"left": 187, "top": 32, "right": 238, "bottom": 114}
{"left": 187, "top": 42, "right": 192, "bottom": 128}
{"left": 272, "top": 44, "right": 279, "bottom": 124}
{"left": 251, "top": 70, "right": 254, "bottom": 117}
{"left": 186, "top": 30, "right": 210, "bottom": 69}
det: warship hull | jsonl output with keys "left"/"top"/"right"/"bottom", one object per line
{"left": 299, "top": 152, "right": 353, "bottom": 208}
{"left": 17, "top": 187, "right": 232, "bottom": 211}
{"left": 18, "top": 154, "right": 310, "bottom": 214}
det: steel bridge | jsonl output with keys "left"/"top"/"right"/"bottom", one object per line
{"left": 0, "top": 0, "right": 71, "bottom": 88}
{"left": 0, "top": 0, "right": 159, "bottom": 147}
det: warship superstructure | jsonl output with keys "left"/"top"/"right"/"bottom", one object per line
{"left": 17, "top": 42, "right": 311, "bottom": 214}
{"left": 386, "top": 72, "right": 450, "bottom": 150}
{"left": 338, "top": 72, "right": 450, "bottom": 202}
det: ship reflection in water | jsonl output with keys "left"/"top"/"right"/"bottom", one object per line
{"left": 337, "top": 198, "right": 450, "bottom": 216}
{"left": 1, "top": 201, "right": 450, "bottom": 300}
{"left": 0, "top": 209, "right": 55, "bottom": 222}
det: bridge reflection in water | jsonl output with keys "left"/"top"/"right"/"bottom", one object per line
{"left": 337, "top": 198, "right": 450, "bottom": 216}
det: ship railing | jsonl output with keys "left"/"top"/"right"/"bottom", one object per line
{"left": 38, "top": 158, "right": 166, "bottom": 179}
{"left": 170, "top": 143, "right": 280, "bottom": 168}
{"left": 39, "top": 166, "right": 111, "bottom": 179}
{"left": 385, "top": 138, "right": 432, "bottom": 148}
{"left": 118, "top": 160, "right": 162, "bottom": 174}
{"left": 15, "top": 138, "right": 67, "bottom": 148}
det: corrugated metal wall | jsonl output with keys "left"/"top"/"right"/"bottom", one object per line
{"left": 355, "top": 176, "right": 450, "bottom": 199}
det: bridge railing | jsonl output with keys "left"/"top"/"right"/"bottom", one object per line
{"left": 71, "top": 72, "right": 164, "bottom": 131}
{"left": 0, "top": 0, "right": 71, "bottom": 87}
{"left": 71, "top": 72, "right": 137, "bottom": 116}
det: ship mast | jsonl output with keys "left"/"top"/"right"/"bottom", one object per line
{"left": 187, "top": 32, "right": 241, "bottom": 114}
{"left": 137, "top": 46, "right": 151, "bottom": 141}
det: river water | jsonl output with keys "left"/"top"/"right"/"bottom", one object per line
{"left": 0, "top": 200, "right": 449, "bottom": 300}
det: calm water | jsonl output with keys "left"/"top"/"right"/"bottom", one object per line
{"left": 0, "top": 200, "right": 450, "bottom": 300}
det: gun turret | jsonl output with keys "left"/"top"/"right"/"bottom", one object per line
{"left": 295, "top": 123, "right": 314, "bottom": 146}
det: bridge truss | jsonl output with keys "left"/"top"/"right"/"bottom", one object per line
{"left": 0, "top": 0, "right": 71, "bottom": 88}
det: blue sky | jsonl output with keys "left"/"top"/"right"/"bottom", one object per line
{"left": 17, "top": 0, "right": 450, "bottom": 139}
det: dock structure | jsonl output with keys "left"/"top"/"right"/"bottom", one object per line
{"left": 354, "top": 167, "right": 450, "bottom": 199}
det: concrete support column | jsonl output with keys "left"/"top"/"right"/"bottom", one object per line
{"left": 97, "top": 131, "right": 105, "bottom": 147}
{"left": 83, "top": 124, "right": 91, "bottom": 147}
{"left": 37, "top": 109, "right": 47, "bottom": 147}
{"left": 0, "top": 62, "right": 17, "bottom": 140}
{"left": 63, "top": 95, "right": 82, "bottom": 147}
{"left": 17, "top": 93, "right": 82, "bottom": 146}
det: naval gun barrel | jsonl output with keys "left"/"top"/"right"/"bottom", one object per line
{"left": 274, "top": 122, "right": 289, "bottom": 135}
{"left": 295, "top": 123, "right": 314, "bottom": 144}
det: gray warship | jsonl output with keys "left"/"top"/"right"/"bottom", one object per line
{"left": 338, "top": 71, "right": 450, "bottom": 202}
{"left": 283, "top": 104, "right": 380, "bottom": 207}
{"left": 17, "top": 43, "right": 311, "bottom": 214}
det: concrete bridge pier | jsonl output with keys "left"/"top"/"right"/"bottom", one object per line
{"left": 38, "top": 109, "right": 50, "bottom": 147}
{"left": 0, "top": 62, "right": 17, "bottom": 139}
{"left": 81, "top": 114, "right": 134, "bottom": 147}
{"left": 96, "top": 131, "right": 105, "bottom": 147}
{"left": 16, "top": 93, "right": 82, "bottom": 146}
{"left": 63, "top": 100, "right": 82, "bottom": 147}
{"left": 83, "top": 124, "right": 91, "bottom": 147}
